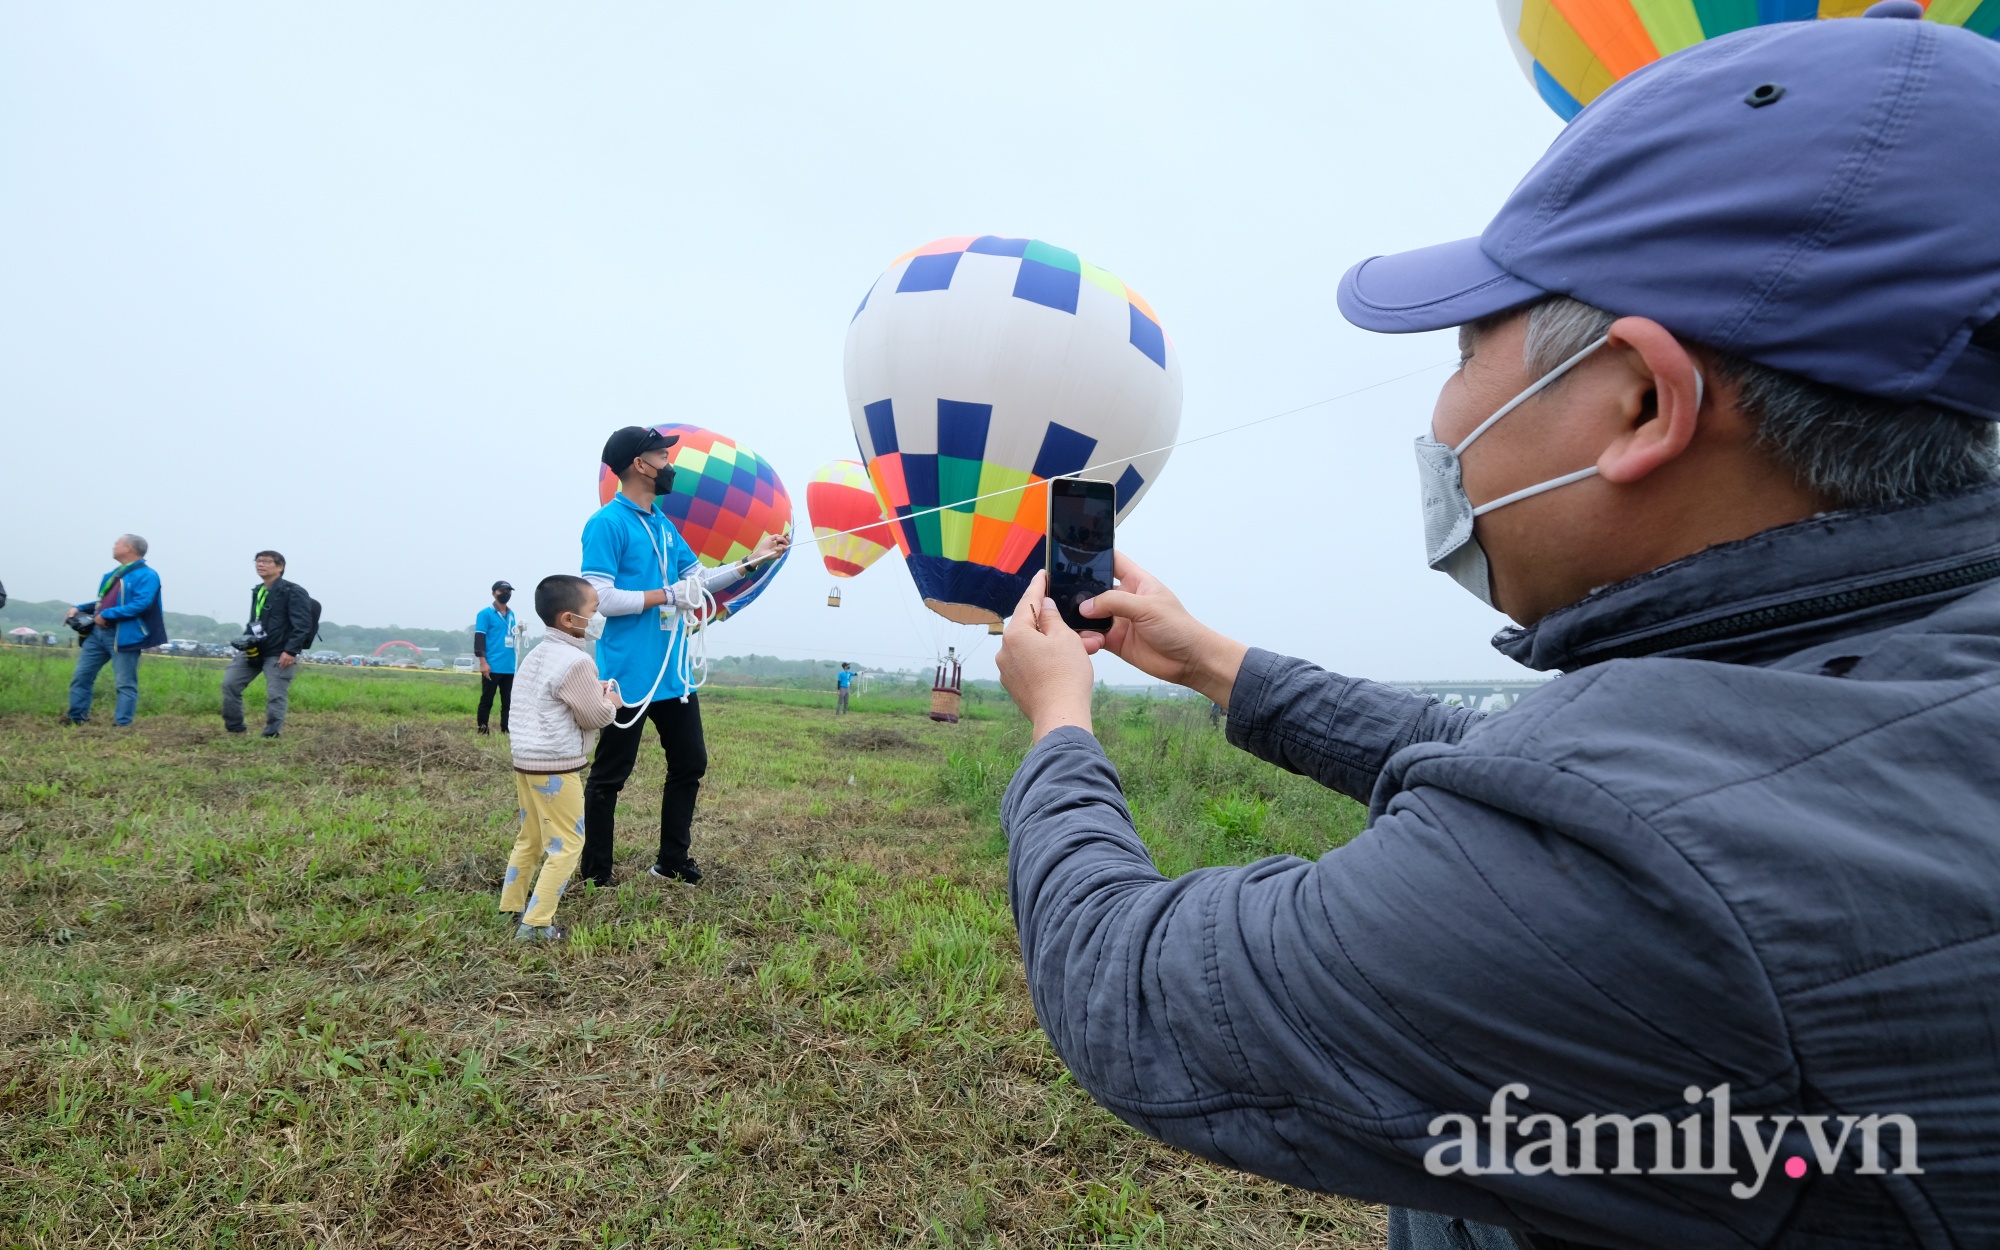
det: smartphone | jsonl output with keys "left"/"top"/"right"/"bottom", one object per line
{"left": 1046, "top": 478, "right": 1116, "bottom": 632}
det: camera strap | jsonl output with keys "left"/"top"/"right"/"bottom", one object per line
{"left": 96, "top": 563, "right": 136, "bottom": 601}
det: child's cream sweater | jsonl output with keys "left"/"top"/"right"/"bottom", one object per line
{"left": 509, "top": 629, "right": 619, "bottom": 773}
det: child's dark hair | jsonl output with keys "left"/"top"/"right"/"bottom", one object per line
{"left": 535, "top": 574, "right": 592, "bottom": 627}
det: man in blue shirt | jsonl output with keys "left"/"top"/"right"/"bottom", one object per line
{"left": 63, "top": 533, "right": 166, "bottom": 726}
{"left": 835, "top": 662, "right": 854, "bottom": 716}
{"left": 579, "top": 426, "right": 787, "bottom": 886}
{"left": 472, "top": 580, "right": 519, "bottom": 735}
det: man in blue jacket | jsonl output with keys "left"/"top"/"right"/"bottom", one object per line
{"left": 998, "top": 12, "right": 2000, "bottom": 1249}
{"left": 63, "top": 533, "right": 166, "bottom": 726}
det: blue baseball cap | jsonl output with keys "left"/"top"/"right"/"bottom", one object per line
{"left": 1337, "top": 6, "right": 2000, "bottom": 421}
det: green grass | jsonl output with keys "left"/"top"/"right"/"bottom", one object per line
{"left": 0, "top": 648, "right": 1381, "bottom": 1248}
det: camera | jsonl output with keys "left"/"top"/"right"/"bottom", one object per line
{"left": 230, "top": 621, "right": 267, "bottom": 651}
{"left": 68, "top": 610, "right": 96, "bottom": 635}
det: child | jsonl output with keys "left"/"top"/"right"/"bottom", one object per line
{"left": 500, "top": 575, "right": 619, "bottom": 941}
{"left": 835, "top": 662, "right": 853, "bottom": 716}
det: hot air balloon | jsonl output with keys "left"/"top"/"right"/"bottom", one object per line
{"left": 1500, "top": 0, "right": 2000, "bottom": 119}
{"left": 806, "top": 460, "right": 897, "bottom": 588}
{"left": 595, "top": 424, "right": 792, "bottom": 623}
{"left": 844, "top": 236, "right": 1181, "bottom": 626}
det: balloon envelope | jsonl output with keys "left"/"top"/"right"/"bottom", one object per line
{"left": 1498, "top": 0, "right": 2000, "bottom": 119}
{"left": 595, "top": 424, "right": 792, "bottom": 622}
{"left": 844, "top": 236, "right": 1182, "bottom": 625}
{"left": 806, "top": 460, "right": 896, "bottom": 578}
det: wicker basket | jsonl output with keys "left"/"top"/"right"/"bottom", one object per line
{"left": 928, "top": 689, "right": 962, "bottom": 723}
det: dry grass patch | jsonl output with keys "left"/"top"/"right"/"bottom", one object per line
{"left": 0, "top": 670, "right": 1383, "bottom": 1249}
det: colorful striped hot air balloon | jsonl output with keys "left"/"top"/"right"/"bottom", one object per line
{"left": 1500, "top": 0, "right": 2000, "bottom": 118}
{"left": 595, "top": 424, "right": 793, "bottom": 622}
{"left": 806, "top": 460, "right": 896, "bottom": 578}
{"left": 844, "top": 236, "right": 1181, "bottom": 626}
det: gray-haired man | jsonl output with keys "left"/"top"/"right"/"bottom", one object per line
{"left": 999, "top": 13, "right": 2000, "bottom": 1248}
{"left": 63, "top": 533, "right": 165, "bottom": 726}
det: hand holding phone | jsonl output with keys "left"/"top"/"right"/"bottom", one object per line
{"left": 1046, "top": 478, "right": 1117, "bottom": 632}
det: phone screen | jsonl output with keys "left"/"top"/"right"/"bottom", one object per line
{"left": 1046, "top": 478, "right": 1116, "bottom": 632}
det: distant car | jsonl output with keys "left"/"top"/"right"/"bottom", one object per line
{"left": 422, "top": 658, "right": 445, "bottom": 670}
{"left": 197, "top": 642, "right": 233, "bottom": 659}
{"left": 163, "top": 638, "right": 201, "bottom": 656}
{"left": 453, "top": 656, "right": 477, "bottom": 672}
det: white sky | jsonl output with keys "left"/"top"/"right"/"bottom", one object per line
{"left": 0, "top": 3, "right": 1562, "bottom": 682}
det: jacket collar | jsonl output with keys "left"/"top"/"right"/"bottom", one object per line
{"left": 541, "top": 628, "right": 591, "bottom": 655}
{"left": 1495, "top": 482, "right": 2000, "bottom": 672}
{"left": 613, "top": 490, "right": 665, "bottom": 518}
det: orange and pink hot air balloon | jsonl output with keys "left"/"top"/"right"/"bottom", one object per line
{"left": 806, "top": 460, "right": 897, "bottom": 581}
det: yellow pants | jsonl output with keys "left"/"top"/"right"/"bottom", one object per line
{"left": 501, "top": 771, "right": 585, "bottom": 927}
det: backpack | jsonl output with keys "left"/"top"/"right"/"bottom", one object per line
{"left": 298, "top": 593, "right": 324, "bottom": 650}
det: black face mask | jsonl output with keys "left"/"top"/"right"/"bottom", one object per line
{"left": 652, "top": 462, "right": 675, "bottom": 495}
{"left": 495, "top": 590, "right": 512, "bottom": 605}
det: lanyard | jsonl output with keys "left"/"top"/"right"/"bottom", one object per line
{"left": 99, "top": 562, "right": 135, "bottom": 597}
{"left": 632, "top": 499, "right": 671, "bottom": 582}
{"left": 253, "top": 584, "right": 269, "bottom": 620}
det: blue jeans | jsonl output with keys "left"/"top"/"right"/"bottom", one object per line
{"left": 1388, "top": 1209, "right": 1523, "bottom": 1250}
{"left": 67, "top": 628, "right": 140, "bottom": 724}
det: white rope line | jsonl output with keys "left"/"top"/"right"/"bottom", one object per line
{"left": 713, "top": 357, "right": 1456, "bottom": 579}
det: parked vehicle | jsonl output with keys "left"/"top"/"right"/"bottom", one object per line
{"left": 453, "top": 655, "right": 477, "bottom": 672}
{"left": 162, "top": 638, "right": 202, "bottom": 656}
{"left": 422, "top": 658, "right": 445, "bottom": 670}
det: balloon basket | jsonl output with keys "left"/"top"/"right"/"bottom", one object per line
{"left": 928, "top": 689, "right": 962, "bottom": 723}
{"left": 826, "top": 586, "right": 842, "bottom": 608}
{"left": 986, "top": 620, "right": 1003, "bottom": 635}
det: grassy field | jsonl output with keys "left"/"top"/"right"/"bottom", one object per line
{"left": 0, "top": 646, "right": 1380, "bottom": 1249}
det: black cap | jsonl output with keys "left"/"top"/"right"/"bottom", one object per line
{"left": 601, "top": 425, "right": 679, "bottom": 475}
{"left": 492, "top": 580, "right": 514, "bottom": 592}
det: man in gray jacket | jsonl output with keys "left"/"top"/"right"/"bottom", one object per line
{"left": 998, "top": 13, "right": 2000, "bottom": 1250}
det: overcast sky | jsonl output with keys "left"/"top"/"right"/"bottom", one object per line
{"left": 1, "top": 3, "right": 1562, "bottom": 682}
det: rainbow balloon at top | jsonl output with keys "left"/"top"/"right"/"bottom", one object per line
{"left": 1501, "top": 0, "right": 2000, "bottom": 118}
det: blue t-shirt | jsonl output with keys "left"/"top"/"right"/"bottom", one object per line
{"left": 836, "top": 669, "right": 853, "bottom": 689}
{"left": 474, "top": 605, "right": 519, "bottom": 674}
{"left": 581, "top": 491, "right": 700, "bottom": 703}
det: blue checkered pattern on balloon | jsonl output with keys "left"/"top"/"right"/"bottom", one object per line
{"left": 845, "top": 235, "right": 1182, "bottom": 625}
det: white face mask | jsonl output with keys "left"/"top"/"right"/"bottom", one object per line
{"left": 584, "top": 613, "right": 606, "bottom": 642}
{"left": 1417, "top": 334, "right": 1700, "bottom": 607}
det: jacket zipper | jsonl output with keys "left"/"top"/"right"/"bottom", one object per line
{"left": 1573, "top": 555, "right": 2000, "bottom": 665}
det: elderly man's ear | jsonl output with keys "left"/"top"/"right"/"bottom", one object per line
{"left": 1596, "top": 317, "right": 1709, "bottom": 486}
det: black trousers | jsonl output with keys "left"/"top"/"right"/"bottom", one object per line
{"left": 581, "top": 694, "right": 706, "bottom": 886}
{"left": 477, "top": 672, "right": 514, "bottom": 730}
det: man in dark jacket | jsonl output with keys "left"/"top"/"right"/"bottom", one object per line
{"left": 998, "top": 14, "right": 2000, "bottom": 1250}
{"left": 63, "top": 533, "right": 166, "bottom": 726}
{"left": 220, "top": 549, "right": 314, "bottom": 738}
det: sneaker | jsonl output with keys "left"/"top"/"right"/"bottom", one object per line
{"left": 224, "top": 726, "right": 246, "bottom": 735}
{"left": 514, "top": 923, "right": 567, "bottom": 942}
{"left": 476, "top": 725, "right": 490, "bottom": 736}
{"left": 649, "top": 860, "right": 703, "bottom": 885}
{"left": 58, "top": 716, "right": 82, "bottom": 727}
{"left": 262, "top": 729, "right": 281, "bottom": 739}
